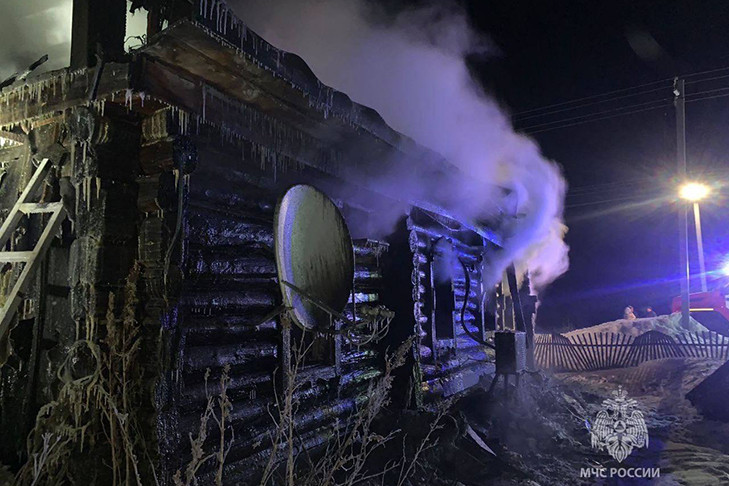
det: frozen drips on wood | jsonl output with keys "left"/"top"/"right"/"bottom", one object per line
{"left": 169, "top": 106, "right": 192, "bottom": 135}
{"left": 125, "top": 89, "right": 134, "bottom": 110}
{"left": 89, "top": 98, "right": 106, "bottom": 117}
{"left": 0, "top": 68, "right": 86, "bottom": 113}
{"left": 197, "top": 0, "right": 355, "bottom": 125}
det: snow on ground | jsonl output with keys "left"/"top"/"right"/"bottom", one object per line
{"left": 557, "top": 357, "right": 729, "bottom": 485}
{"left": 416, "top": 353, "right": 729, "bottom": 485}
{"left": 565, "top": 314, "right": 709, "bottom": 338}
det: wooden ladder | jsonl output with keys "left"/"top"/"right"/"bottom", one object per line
{"left": 0, "top": 158, "right": 66, "bottom": 341}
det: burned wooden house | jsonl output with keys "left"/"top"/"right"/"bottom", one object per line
{"left": 0, "top": 1, "right": 536, "bottom": 483}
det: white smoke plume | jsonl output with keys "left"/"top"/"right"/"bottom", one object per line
{"left": 0, "top": 0, "right": 568, "bottom": 289}
{"left": 231, "top": 0, "right": 569, "bottom": 289}
{"left": 0, "top": 0, "right": 146, "bottom": 81}
{"left": 0, "top": 0, "right": 73, "bottom": 79}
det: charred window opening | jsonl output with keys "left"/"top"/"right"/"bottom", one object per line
{"left": 431, "top": 238, "right": 455, "bottom": 340}
{"left": 481, "top": 285, "right": 498, "bottom": 332}
{"left": 455, "top": 258, "right": 485, "bottom": 340}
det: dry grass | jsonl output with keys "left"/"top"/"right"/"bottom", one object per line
{"left": 254, "top": 323, "right": 448, "bottom": 486}
{"left": 173, "top": 366, "right": 233, "bottom": 486}
{"left": 12, "top": 273, "right": 445, "bottom": 485}
{"left": 15, "top": 262, "right": 153, "bottom": 486}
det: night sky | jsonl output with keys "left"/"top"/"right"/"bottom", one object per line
{"left": 462, "top": 1, "right": 729, "bottom": 330}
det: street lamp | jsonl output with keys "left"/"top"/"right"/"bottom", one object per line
{"left": 679, "top": 182, "right": 710, "bottom": 202}
{"left": 679, "top": 182, "right": 710, "bottom": 292}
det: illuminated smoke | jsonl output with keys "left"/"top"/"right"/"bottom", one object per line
{"left": 0, "top": 1, "right": 146, "bottom": 80}
{"left": 0, "top": 1, "right": 73, "bottom": 79}
{"left": 0, "top": 0, "right": 569, "bottom": 289}
{"left": 231, "top": 0, "right": 569, "bottom": 289}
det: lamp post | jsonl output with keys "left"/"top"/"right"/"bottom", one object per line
{"left": 679, "top": 182, "right": 710, "bottom": 293}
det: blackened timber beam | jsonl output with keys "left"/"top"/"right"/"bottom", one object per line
{"left": 0, "top": 131, "right": 25, "bottom": 145}
{"left": 505, "top": 264, "right": 535, "bottom": 368}
{"left": 71, "top": 0, "right": 127, "bottom": 69}
{"left": 506, "top": 265, "right": 526, "bottom": 332}
{"left": 0, "top": 64, "right": 130, "bottom": 127}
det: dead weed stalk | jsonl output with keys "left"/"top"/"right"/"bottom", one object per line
{"left": 15, "top": 262, "right": 153, "bottom": 486}
{"left": 258, "top": 331, "right": 448, "bottom": 486}
{"left": 172, "top": 365, "right": 233, "bottom": 486}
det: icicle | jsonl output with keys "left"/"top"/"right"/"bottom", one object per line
{"left": 202, "top": 86, "right": 207, "bottom": 122}
{"left": 96, "top": 177, "right": 101, "bottom": 200}
{"left": 76, "top": 176, "right": 82, "bottom": 214}
{"left": 86, "top": 177, "right": 91, "bottom": 212}
{"left": 125, "top": 88, "right": 133, "bottom": 110}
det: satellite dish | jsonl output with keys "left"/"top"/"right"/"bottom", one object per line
{"left": 274, "top": 185, "right": 354, "bottom": 330}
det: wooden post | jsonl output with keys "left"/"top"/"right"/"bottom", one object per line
{"left": 71, "top": 0, "right": 127, "bottom": 69}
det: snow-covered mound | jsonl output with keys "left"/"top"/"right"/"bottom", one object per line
{"left": 565, "top": 313, "right": 710, "bottom": 338}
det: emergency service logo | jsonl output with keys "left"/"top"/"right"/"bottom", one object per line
{"left": 587, "top": 386, "right": 649, "bottom": 462}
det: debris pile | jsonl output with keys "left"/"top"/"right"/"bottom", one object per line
{"left": 566, "top": 313, "right": 709, "bottom": 338}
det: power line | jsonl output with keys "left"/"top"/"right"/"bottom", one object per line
{"left": 568, "top": 166, "right": 729, "bottom": 192}
{"left": 566, "top": 168, "right": 729, "bottom": 207}
{"left": 510, "top": 77, "right": 673, "bottom": 119}
{"left": 687, "top": 90, "right": 729, "bottom": 104}
{"left": 568, "top": 180, "right": 664, "bottom": 196}
{"left": 565, "top": 194, "right": 665, "bottom": 209}
{"left": 683, "top": 65, "right": 729, "bottom": 79}
{"left": 523, "top": 102, "right": 672, "bottom": 134}
{"left": 519, "top": 97, "right": 671, "bottom": 133}
{"left": 686, "top": 85, "right": 729, "bottom": 98}
{"left": 685, "top": 73, "right": 729, "bottom": 85}
{"left": 519, "top": 83, "right": 729, "bottom": 134}
{"left": 513, "top": 85, "right": 671, "bottom": 122}
{"left": 512, "top": 64, "right": 729, "bottom": 122}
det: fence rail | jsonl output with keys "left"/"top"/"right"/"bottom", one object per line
{"left": 534, "top": 330, "right": 729, "bottom": 372}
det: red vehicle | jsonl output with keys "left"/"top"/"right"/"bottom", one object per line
{"left": 671, "top": 291, "right": 729, "bottom": 335}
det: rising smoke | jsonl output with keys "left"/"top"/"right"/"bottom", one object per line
{"left": 0, "top": 0, "right": 146, "bottom": 81}
{"left": 231, "top": 0, "right": 569, "bottom": 289}
{"left": 0, "top": 0, "right": 73, "bottom": 79}
{"left": 0, "top": 0, "right": 568, "bottom": 290}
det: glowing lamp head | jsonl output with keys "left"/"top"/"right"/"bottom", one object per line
{"left": 722, "top": 260, "right": 729, "bottom": 277}
{"left": 679, "top": 182, "right": 710, "bottom": 202}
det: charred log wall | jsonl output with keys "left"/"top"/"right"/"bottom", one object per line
{"left": 0, "top": 104, "right": 146, "bottom": 470}
{"left": 150, "top": 122, "right": 389, "bottom": 484}
{"left": 406, "top": 209, "right": 494, "bottom": 402}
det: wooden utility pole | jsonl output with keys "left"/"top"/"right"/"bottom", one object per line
{"left": 675, "top": 78, "right": 691, "bottom": 329}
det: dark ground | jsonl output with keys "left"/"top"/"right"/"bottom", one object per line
{"left": 379, "top": 357, "right": 729, "bottom": 486}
